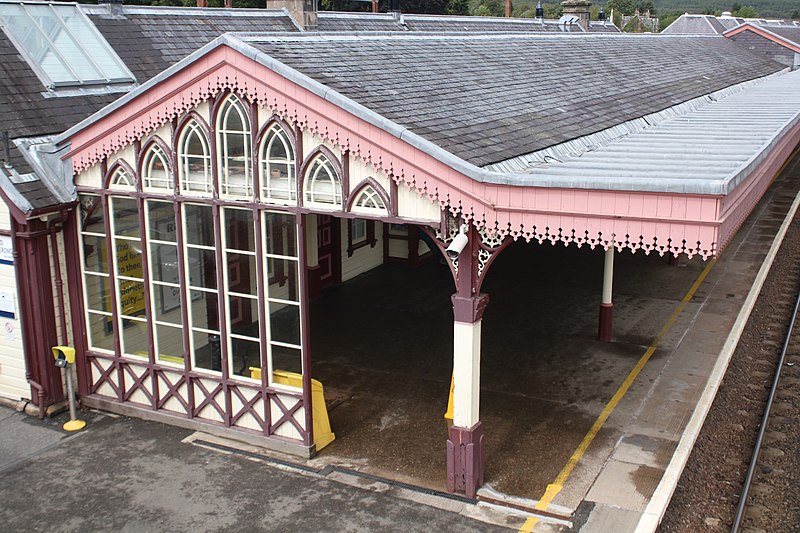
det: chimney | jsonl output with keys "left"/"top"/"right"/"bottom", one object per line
{"left": 267, "top": 0, "right": 318, "bottom": 31}
{"left": 535, "top": 0, "right": 544, "bottom": 19}
{"left": 98, "top": 0, "right": 123, "bottom": 17}
{"left": 561, "top": 0, "right": 591, "bottom": 30}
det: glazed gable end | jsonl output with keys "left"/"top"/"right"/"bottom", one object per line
{"left": 62, "top": 41, "right": 728, "bottom": 258}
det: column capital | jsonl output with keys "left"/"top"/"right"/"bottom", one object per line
{"left": 451, "top": 292, "right": 490, "bottom": 323}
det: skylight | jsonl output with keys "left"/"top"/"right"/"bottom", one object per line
{"left": 0, "top": 1, "right": 134, "bottom": 89}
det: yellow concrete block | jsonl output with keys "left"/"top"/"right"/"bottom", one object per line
{"left": 250, "top": 367, "right": 335, "bottom": 451}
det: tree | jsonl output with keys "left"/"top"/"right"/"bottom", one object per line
{"left": 447, "top": 0, "right": 470, "bottom": 15}
{"left": 733, "top": 5, "right": 757, "bottom": 17}
{"left": 606, "top": 0, "right": 635, "bottom": 15}
{"left": 472, "top": 0, "right": 504, "bottom": 16}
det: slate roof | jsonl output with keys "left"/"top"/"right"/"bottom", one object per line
{"left": 85, "top": 5, "right": 300, "bottom": 83}
{"left": 246, "top": 34, "right": 784, "bottom": 167}
{"left": 0, "top": 3, "right": 298, "bottom": 214}
{"left": 661, "top": 15, "right": 723, "bottom": 34}
{"left": 316, "top": 12, "right": 619, "bottom": 33}
{"left": 762, "top": 25, "right": 800, "bottom": 46}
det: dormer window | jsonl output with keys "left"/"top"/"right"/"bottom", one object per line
{"left": 217, "top": 95, "right": 252, "bottom": 197}
{"left": 141, "top": 142, "right": 172, "bottom": 191}
{"left": 304, "top": 154, "right": 341, "bottom": 208}
{"left": 260, "top": 124, "right": 295, "bottom": 205}
{"left": 178, "top": 119, "right": 212, "bottom": 195}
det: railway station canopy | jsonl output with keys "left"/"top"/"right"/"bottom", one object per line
{"left": 58, "top": 32, "right": 800, "bottom": 259}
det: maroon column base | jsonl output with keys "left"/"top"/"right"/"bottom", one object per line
{"left": 446, "top": 422, "right": 484, "bottom": 498}
{"left": 598, "top": 302, "right": 613, "bottom": 342}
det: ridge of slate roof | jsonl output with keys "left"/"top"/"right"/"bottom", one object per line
{"left": 58, "top": 32, "right": 790, "bottom": 196}
{"left": 317, "top": 11, "right": 619, "bottom": 33}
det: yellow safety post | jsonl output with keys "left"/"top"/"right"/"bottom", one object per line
{"left": 250, "top": 368, "right": 335, "bottom": 451}
{"left": 52, "top": 346, "right": 86, "bottom": 432}
{"left": 444, "top": 373, "right": 454, "bottom": 421}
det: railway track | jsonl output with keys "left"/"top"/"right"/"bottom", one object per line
{"left": 731, "top": 265, "right": 800, "bottom": 533}
{"left": 658, "top": 153, "right": 800, "bottom": 532}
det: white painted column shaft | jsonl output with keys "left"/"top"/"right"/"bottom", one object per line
{"left": 602, "top": 245, "right": 614, "bottom": 305}
{"left": 453, "top": 320, "right": 482, "bottom": 428}
{"left": 305, "top": 215, "right": 319, "bottom": 267}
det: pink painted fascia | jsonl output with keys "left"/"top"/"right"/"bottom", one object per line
{"left": 64, "top": 44, "right": 742, "bottom": 259}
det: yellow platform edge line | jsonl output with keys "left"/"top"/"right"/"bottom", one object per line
{"left": 519, "top": 256, "right": 717, "bottom": 532}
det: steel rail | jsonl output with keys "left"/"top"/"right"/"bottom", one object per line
{"left": 731, "top": 270, "right": 800, "bottom": 532}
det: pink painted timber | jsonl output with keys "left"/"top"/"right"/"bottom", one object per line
{"left": 64, "top": 45, "right": 800, "bottom": 259}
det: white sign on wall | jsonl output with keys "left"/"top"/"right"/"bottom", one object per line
{"left": 0, "top": 236, "right": 12, "bottom": 265}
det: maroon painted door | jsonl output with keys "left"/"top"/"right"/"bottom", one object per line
{"left": 317, "top": 215, "right": 341, "bottom": 290}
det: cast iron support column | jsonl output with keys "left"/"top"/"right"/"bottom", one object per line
{"left": 598, "top": 244, "right": 614, "bottom": 342}
{"left": 447, "top": 224, "right": 487, "bottom": 498}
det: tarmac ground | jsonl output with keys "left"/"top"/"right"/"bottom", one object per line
{"left": 0, "top": 404, "right": 518, "bottom": 533}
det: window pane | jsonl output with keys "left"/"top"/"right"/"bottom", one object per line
{"left": 118, "top": 280, "right": 145, "bottom": 318}
{"left": 271, "top": 345, "right": 301, "bottom": 376}
{"left": 120, "top": 318, "right": 148, "bottom": 358}
{"left": 147, "top": 201, "right": 176, "bottom": 242}
{"left": 112, "top": 198, "right": 140, "bottom": 238}
{"left": 82, "top": 235, "right": 107, "bottom": 273}
{"left": 269, "top": 302, "right": 300, "bottom": 346}
{"left": 80, "top": 195, "right": 104, "bottom": 234}
{"left": 229, "top": 295, "right": 259, "bottom": 338}
{"left": 225, "top": 209, "right": 254, "bottom": 251}
{"left": 153, "top": 284, "right": 182, "bottom": 325}
{"left": 230, "top": 338, "right": 260, "bottom": 379}
{"left": 184, "top": 205, "right": 214, "bottom": 247}
{"left": 193, "top": 331, "right": 221, "bottom": 372}
{"left": 155, "top": 324, "right": 184, "bottom": 365}
{"left": 186, "top": 248, "right": 216, "bottom": 289}
{"left": 150, "top": 243, "right": 179, "bottom": 284}
{"left": 85, "top": 273, "right": 111, "bottom": 313}
{"left": 267, "top": 258, "right": 299, "bottom": 302}
{"left": 265, "top": 212, "right": 296, "bottom": 256}
{"left": 115, "top": 240, "right": 143, "bottom": 280}
{"left": 227, "top": 253, "right": 257, "bottom": 296}
{"left": 87, "top": 311, "right": 115, "bottom": 351}
{"left": 189, "top": 290, "right": 218, "bottom": 332}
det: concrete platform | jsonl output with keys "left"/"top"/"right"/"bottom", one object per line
{"left": 297, "top": 151, "right": 800, "bottom": 531}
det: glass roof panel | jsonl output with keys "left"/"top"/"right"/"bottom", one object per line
{"left": 0, "top": 1, "right": 134, "bottom": 89}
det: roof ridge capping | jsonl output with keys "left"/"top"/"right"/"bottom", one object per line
{"left": 236, "top": 31, "right": 715, "bottom": 43}
{"left": 486, "top": 69, "right": 790, "bottom": 174}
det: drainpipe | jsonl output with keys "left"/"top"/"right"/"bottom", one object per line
{"left": 48, "top": 212, "right": 69, "bottom": 345}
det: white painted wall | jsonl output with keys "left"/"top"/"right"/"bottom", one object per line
{"left": 0, "top": 204, "right": 28, "bottom": 401}
{"left": 340, "top": 219, "right": 384, "bottom": 282}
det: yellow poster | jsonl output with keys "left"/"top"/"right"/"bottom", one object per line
{"left": 115, "top": 241, "right": 145, "bottom": 317}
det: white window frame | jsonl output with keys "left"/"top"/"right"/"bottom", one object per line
{"left": 217, "top": 95, "right": 252, "bottom": 198}
{"left": 260, "top": 124, "right": 296, "bottom": 205}
{"left": 178, "top": 120, "right": 212, "bottom": 196}
{"left": 142, "top": 144, "right": 172, "bottom": 191}
{"left": 303, "top": 155, "right": 342, "bottom": 209}
{"left": 79, "top": 194, "right": 114, "bottom": 354}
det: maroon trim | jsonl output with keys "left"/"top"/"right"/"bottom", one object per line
{"left": 298, "top": 214, "right": 314, "bottom": 448}
{"left": 249, "top": 101, "right": 260, "bottom": 202}
{"left": 598, "top": 303, "right": 613, "bottom": 342}
{"left": 155, "top": 369, "right": 189, "bottom": 413}
{"left": 389, "top": 179, "right": 399, "bottom": 217}
{"left": 13, "top": 217, "right": 64, "bottom": 411}
{"left": 446, "top": 422, "right": 484, "bottom": 498}
{"left": 346, "top": 219, "right": 376, "bottom": 257}
{"left": 342, "top": 151, "right": 351, "bottom": 209}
